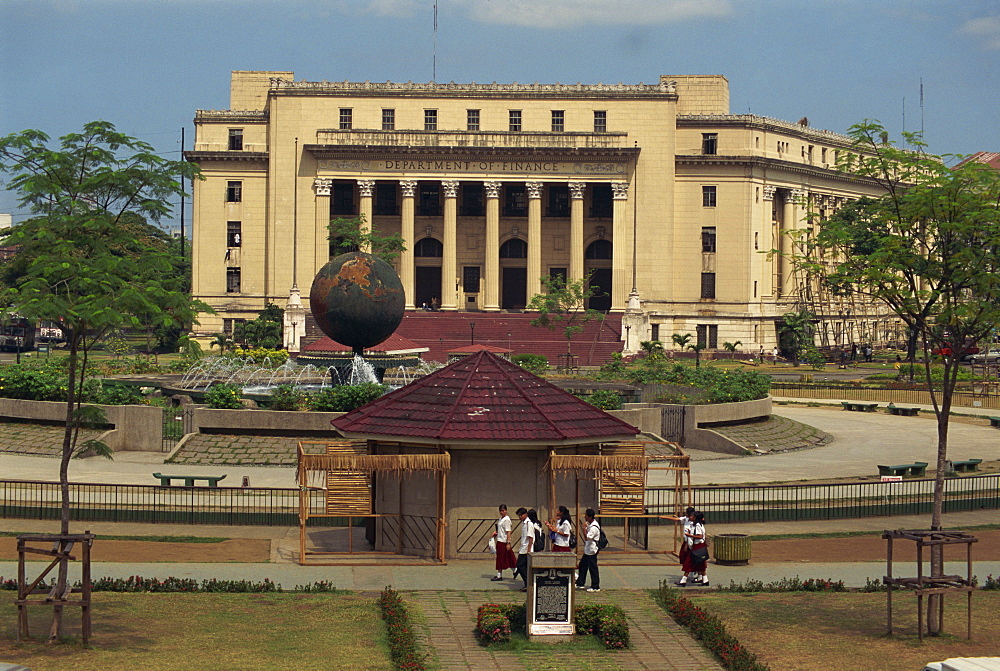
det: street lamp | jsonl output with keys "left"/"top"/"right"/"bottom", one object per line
{"left": 470, "top": 321, "right": 475, "bottom": 345}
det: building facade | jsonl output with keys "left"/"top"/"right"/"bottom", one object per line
{"left": 187, "top": 71, "right": 891, "bottom": 353}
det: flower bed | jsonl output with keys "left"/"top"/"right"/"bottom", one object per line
{"left": 378, "top": 587, "right": 426, "bottom": 671}
{"left": 474, "top": 602, "right": 629, "bottom": 649}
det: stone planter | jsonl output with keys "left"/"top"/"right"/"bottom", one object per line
{"left": 713, "top": 533, "right": 751, "bottom": 565}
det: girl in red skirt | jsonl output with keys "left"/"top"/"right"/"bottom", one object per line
{"left": 491, "top": 504, "right": 517, "bottom": 580}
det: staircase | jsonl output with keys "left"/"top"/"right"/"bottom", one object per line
{"left": 394, "top": 311, "right": 623, "bottom": 365}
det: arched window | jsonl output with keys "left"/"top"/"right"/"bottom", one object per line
{"left": 585, "top": 239, "right": 613, "bottom": 260}
{"left": 414, "top": 237, "right": 443, "bottom": 257}
{"left": 499, "top": 238, "right": 528, "bottom": 259}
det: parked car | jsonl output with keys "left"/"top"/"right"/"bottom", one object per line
{"left": 968, "top": 348, "right": 1000, "bottom": 364}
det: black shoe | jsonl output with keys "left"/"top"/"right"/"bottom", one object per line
{"left": 520, "top": 587, "right": 528, "bottom": 592}
{"left": 512, "top": 571, "right": 519, "bottom": 580}
{"left": 490, "top": 576, "right": 503, "bottom": 581}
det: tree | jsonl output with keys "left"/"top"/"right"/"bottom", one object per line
{"left": 209, "top": 332, "right": 234, "bottom": 353}
{"left": 670, "top": 332, "right": 692, "bottom": 351}
{"left": 778, "top": 309, "right": 815, "bottom": 366}
{"left": 639, "top": 340, "right": 665, "bottom": 361}
{"left": 527, "top": 272, "right": 605, "bottom": 364}
{"left": 329, "top": 214, "right": 405, "bottom": 264}
{"left": 796, "top": 120, "right": 1000, "bottom": 634}
{"left": 233, "top": 303, "right": 283, "bottom": 349}
{"left": 0, "top": 121, "right": 206, "bottom": 640}
{"left": 687, "top": 342, "right": 706, "bottom": 367}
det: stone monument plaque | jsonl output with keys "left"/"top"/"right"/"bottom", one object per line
{"left": 527, "top": 553, "right": 576, "bottom": 638}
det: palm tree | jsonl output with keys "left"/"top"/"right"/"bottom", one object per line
{"left": 671, "top": 333, "right": 692, "bottom": 351}
{"left": 688, "top": 342, "right": 706, "bottom": 368}
{"left": 209, "top": 332, "right": 233, "bottom": 354}
{"left": 722, "top": 340, "right": 743, "bottom": 360}
{"left": 639, "top": 340, "right": 665, "bottom": 361}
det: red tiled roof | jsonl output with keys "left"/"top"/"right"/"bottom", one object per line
{"left": 446, "top": 344, "right": 512, "bottom": 354}
{"left": 302, "top": 332, "right": 428, "bottom": 354}
{"left": 958, "top": 151, "right": 1000, "bottom": 170}
{"left": 331, "top": 350, "right": 639, "bottom": 445}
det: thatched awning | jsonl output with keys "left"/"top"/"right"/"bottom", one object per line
{"left": 298, "top": 453, "right": 451, "bottom": 486}
{"left": 546, "top": 454, "right": 648, "bottom": 475}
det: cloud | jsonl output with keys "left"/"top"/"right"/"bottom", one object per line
{"left": 459, "top": 0, "right": 732, "bottom": 29}
{"left": 960, "top": 15, "right": 1000, "bottom": 50}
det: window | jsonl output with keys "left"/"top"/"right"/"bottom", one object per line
{"left": 508, "top": 110, "right": 522, "bottom": 132}
{"left": 594, "top": 110, "right": 607, "bottom": 132}
{"left": 590, "top": 184, "right": 613, "bottom": 218}
{"left": 701, "top": 272, "right": 716, "bottom": 299}
{"left": 551, "top": 110, "right": 565, "bottom": 132}
{"left": 821, "top": 147, "right": 828, "bottom": 164}
{"left": 375, "top": 183, "right": 398, "bottom": 215}
{"left": 585, "top": 239, "right": 613, "bottom": 260}
{"left": 332, "top": 182, "right": 355, "bottom": 215}
{"left": 226, "top": 181, "right": 242, "bottom": 202}
{"left": 228, "top": 128, "right": 243, "bottom": 151}
{"left": 227, "top": 221, "right": 242, "bottom": 247}
{"left": 226, "top": 268, "right": 241, "bottom": 293}
{"left": 414, "top": 237, "right": 443, "bottom": 257}
{"left": 463, "top": 266, "right": 481, "bottom": 293}
{"left": 651, "top": 324, "right": 660, "bottom": 342}
{"left": 382, "top": 108, "right": 395, "bottom": 131}
{"left": 701, "top": 226, "right": 717, "bottom": 253}
{"left": 702, "top": 133, "right": 718, "bottom": 155}
{"left": 424, "top": 109, "right": 437, "bottom": 131}
{"left": 460, "top": 183, "right": 484, "bottom": 216}
{"left": 339, "top": 108, "right": 353, "bottom": 130}
{"left": 467, "top": 109, "right": 480, "bottom": 131}
{"left": 222, "top": 318, "right": 246, "bottom": 334}
{"left": 499, "top": 238, "right": 528, "bottom": 258}
{"left": 696, "top": 324, "right": 718, "bottom": 348}
{"left": 418, "top": 182, "right": 440, "bottom": 216}
{"left": 503, "top": 184, "right": 527, "bottom": 217}
{"left": 702, "top": 185, "right": 717, "bottom": 208}
{"left": 549, "top": 267, "right": 567, "bottom": 283}
{"left": 546, "top": 185, "right": 569, "bottom": 217}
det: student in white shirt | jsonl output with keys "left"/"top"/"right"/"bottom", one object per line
{"left": 514, "top": 507, "right": 535, "bottom": 591}
{"left": 491, "top": 504, "right": 517, "bottom": 581}
{"left": 545, "top": 505, "right": 573, "bottom": 552}
{"left": 575, "top": 508, "right": 601, "bottom": 592}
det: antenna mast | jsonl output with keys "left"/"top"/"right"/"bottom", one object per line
{"left": 433, "top": 1, "right": 438, "bottom": 81}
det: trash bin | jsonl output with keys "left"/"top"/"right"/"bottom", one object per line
{"left": 713, "top": 533, "right": 751, "bottom": 565}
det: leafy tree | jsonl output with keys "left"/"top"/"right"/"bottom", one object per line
{"left": 233, "top": 303, "right": 283, "bottom": 349}
{"left": 527, "top": 272, "right": 604, "bottom": 363}
{"left": 329, "top": 214, "right": 406, "bottom": 264}
{"left": 670, "top": 333, "right": 692, "bottom": 351}
{"left": 309, "top": 382, "right": 388, "bottom": 412}
{"left": 0, "top": 121, "right": 206, "bottom": 639}
{"left": 209, "top": 332, "right": 234, "bottom": 354}
{"left": 511, "top": 353, "right": 549, "bottom": 375}
{"left": 580, "top": 389, "right": 623, "bottom": 410}
{"left": 778, "top": 310, "right": 815, "bottom": 366}
{"left": 796, "top": 120, "right": 1000, "bottom": 634}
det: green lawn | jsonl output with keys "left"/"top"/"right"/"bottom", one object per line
{"left": 1, "top": 592, "right": 393, "bottom": 671}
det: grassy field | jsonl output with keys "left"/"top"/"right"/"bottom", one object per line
{"left": 0, "top": 592, "right": 393, "bottom": 671}
{"left": 686, "top": 590, "right": 1000, "bottom": 671}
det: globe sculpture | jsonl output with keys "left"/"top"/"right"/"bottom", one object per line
{"left": 309, "top": 252, "right": 406, "bottom": 355}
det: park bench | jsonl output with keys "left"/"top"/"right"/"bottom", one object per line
{"left": 842, "top": 401, "right": 879, "bottom": 412}
{"left": 988, "top": 416, "right": 1000, "bottom": 428}
{"left": 886, "top": 404, "right": 920, "bottom": 417}
{"left": 152, "top": 472, "right": 227, "bottom": 487}
{"left": 948, "top": 459, "right": 983, "bottom": 473}
{"left": 878, "top": 462, "right": 928, "bottom": 478}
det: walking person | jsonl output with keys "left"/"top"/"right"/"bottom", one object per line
{"left": 575, "top": 508, "right": 601, "bottom": 592}
{"left": 545, "top": 505, "right": 573, "bottom": 552}
{"left": 678, "top": 511, "right": 709, "bottom": 586}
{"left": 491, "top": 504, "right": 517, "bottom": 581}
{"left": 514, "top": 507, "right": 536, "bottom": 591}
{"left": 663, "top": 506, "right": 696, "bottom": 572}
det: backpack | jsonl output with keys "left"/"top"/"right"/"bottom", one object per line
{"left": 568, "top": 531, "right": 577, "bottom": 549}
{"left": 533, "top": 523, "right": 545, "bottom": 552}
{"left": 596, "top": 526, "right": 609, "bottom": 550}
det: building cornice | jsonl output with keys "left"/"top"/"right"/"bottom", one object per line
{"left": 194, "top": 110, "right": 269, "bottom": 123}
{"left": 678, "top": 114, "right": 853, "bottom": 146}
{"left": 184, "top": 150, "right": 269, "bottom": 164}
{"left": 304, "top": 144, "right": 640, "bottom": 162}
{"left": 675, "top": 154, "right": 884, "bottom": 188}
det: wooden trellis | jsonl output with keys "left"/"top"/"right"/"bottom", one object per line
{"left": 16, "top": 532, "right": 94, "bottom": 644}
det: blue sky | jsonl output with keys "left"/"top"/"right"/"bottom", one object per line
{"left": 2, "top": 0, "right": 998, "bottom": 227}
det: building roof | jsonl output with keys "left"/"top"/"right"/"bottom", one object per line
{"left": 301, "top": 332, "right": 428, "bottom": 355}
{"left": 958, "top": 151, "right": 1000, "bottom": 170}
{"left": 445, "top": 344, "right": 512, "bottom": 355}
{"left": 331, "top": 350, "right": 639, "bottom": 445}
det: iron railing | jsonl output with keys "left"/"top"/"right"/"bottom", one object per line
{"left": 769, "top": 382, "right": 1000, "bottom": 410}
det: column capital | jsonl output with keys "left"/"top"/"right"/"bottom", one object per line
{"left": 788, "top": 188, "right": 806, "bottom": 204}
{"left": 484, "top": 181, "right": 501, "bottom": 198}
{"left": 763, "top": 185, "right": 777, "bottom": 201}
{"left": 357, "top": 179, "right": 375, "bottom": 198}
{"left": 400, "top": 179, "right": 417, "bottom": 197}
{"left": 612, "top": 181, "right": 629, "bottom": 200}
{"left": 526, "top": 181, "right": 543, "bottom": 199}
{"left": 442, "top": 180, "right": 459, "bottom": 198}
{"left": 314, "top": 178, "right": 332, "bottom": 196}
{"left": 568, "top": 181, "right": 586, "bottom": 199}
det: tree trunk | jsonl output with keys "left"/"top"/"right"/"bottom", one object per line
{"left": 925, "top": 355, "right": 957, "bottom": 635}
{"left": 51, "top": 333, "right": 80, "bottom": 642}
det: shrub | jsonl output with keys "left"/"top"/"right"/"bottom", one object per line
{"left": 267, "top": 384, "right": 307, "bottom": 411}
{"left": 983, "top": 574, "right": 1000, "bottom": 591}
{"left": 598, "top": 360, "right": 770, "bottom": 403}
{"left": 582, "top": 389, "right": 623, "bottom": 411}
{"left": 475, "top": 602, "right": 628, "bottom": 650}
{"left": 205, "top": 383, "right": 243, "bottom": 409}
{"left": 83, "top": 379, "right": 145, "bottom": 405}
{"left": 512, "top": 353, "right": 548, "bottom": 375}
{"left": 654, "top": 581, "right": 769, "bottom": 670}
{"left": 309, "top": 382, "right": 388, "bottom": 412}
{"left": 714, "top": 576, "right": 847, "bottom": 593}
{"left": 476, "top": 604, "right": 512, "bottom": 644}
{"left": 227, "top": 347, "right": 289, "bottom": 366}
{"left": 378, "top": 587, "right": 426, "bottom": 670}
{"left": 0, "top": 364, "right": 68, "bottom": 401}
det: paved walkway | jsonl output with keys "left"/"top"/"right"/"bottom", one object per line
{"left": 409, "top": 589, "right": 721, "bottom": 671}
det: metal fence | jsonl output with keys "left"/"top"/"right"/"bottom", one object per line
{"left": 4, "top": 474, "right": 999, "bottom": 527}
{"left": 769, "top": 382, "right": 1000, "bottom": 410}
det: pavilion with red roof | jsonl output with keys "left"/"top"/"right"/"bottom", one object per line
{"left": 296, "top": 351, "right": 683, "bottom": 562}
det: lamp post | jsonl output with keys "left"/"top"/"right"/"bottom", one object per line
{"left": 470, "top": 321, "right": 475, "bottom": 346}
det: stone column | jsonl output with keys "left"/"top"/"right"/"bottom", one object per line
{"left": 611, "top": 181, "right": 630, "bottom": 310}
{"left": 358, "top": 179, "right": 375, "bottom": 253}
{"left": 569, "top": 181, "right": 585, "bottom": 283}
{"left": 483, "top": 181, "right": 501, "bottom": 311}
{"left": 763, "top": 185, "right": 777, "bottom": 297}
{"left": 527, "top": 181, "right": 543, "bottom": 300}
{"left": 780, "top": 189, "right": 803, "bottom": 298}
{"left": 441, "top": 180, "right": 459, "bottom": 311}
{"left": 400, "top": 180, "right": 416, "bottom": 310}
{"left": 314, "top": 179, "right": 333, "bottom": 274}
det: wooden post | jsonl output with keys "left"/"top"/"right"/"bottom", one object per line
{"left": 574, "top": 475, "right": 581, "bottom": 560}
{"left": 967, "top": 540, "right": 973, "bottom": 640}
{"left": 548, "top": 449, "right": 556, "bottom": 525}
{"left": 885, "top": 535, "right": 893, "bottom": 635}
{"left": 438, "top": 467, "right": 447, "bottom": 563}
{"left": 17, "top": 536, "right": 26, "bottom": 641}
{"left": 917, "top": 541, "right": 924, "bottom": 642}
{"left": 81, "top": 532, "right": 92, "bottom": 645}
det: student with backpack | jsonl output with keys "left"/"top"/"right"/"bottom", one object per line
{"left": 575, "top": 508, "right": 602, "bottom": 592}
{"left": 514, "top": 507, "right": 541, "bottom": 591}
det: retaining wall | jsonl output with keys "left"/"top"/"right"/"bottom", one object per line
{"left": 0, "top": 398, "right": 162, "bottom": 452}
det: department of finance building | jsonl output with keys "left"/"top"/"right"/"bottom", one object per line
{"left": 187, "top": 71, "right": 890, "bottom": 353}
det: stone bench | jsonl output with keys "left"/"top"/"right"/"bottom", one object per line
{"left": 886, "top": 404, "right": 920, "bottom": 416}
{"left": 842, "top": 401, "right": 879, "bottom": 412}
{"left": 878, "top": 462, "right": 928, "bottom": 478}
{"left": 989, "top": 416, "right": 1000, "bottom": 428}
{"left": 949, "top": 459, "right": 982, "bottom": 473}
{"left": 152, "top": 472, "right": 227, "bottom": 487}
